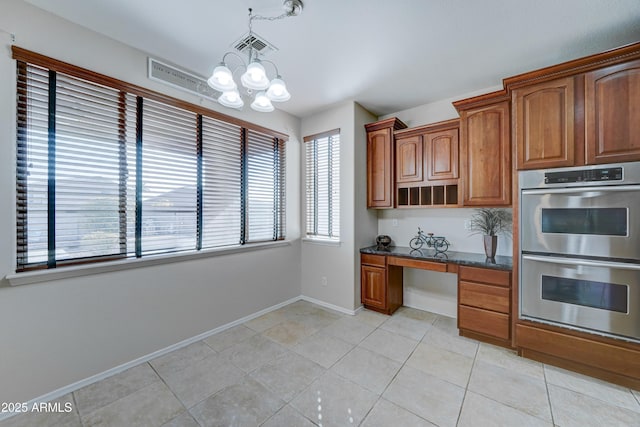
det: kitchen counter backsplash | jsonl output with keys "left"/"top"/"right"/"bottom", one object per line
{"left": 377, "top": 207, "right": 514, "bottom": 258}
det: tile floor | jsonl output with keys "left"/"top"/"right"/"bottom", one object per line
{"left": 2, "top": 300, "right": 639, "bottom": 427}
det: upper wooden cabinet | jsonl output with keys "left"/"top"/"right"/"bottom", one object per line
{"left": 513, "top": 77, "right": 575, "bottom": 170}
{"left": 506, "top": 42, "right": 640, "bottom": 170}
{"left": 455, "top": 96, "right": 511, "bottom": 207}
{"left": 396, "top": 135, "right": 423, "bottom": 183}
{"left": 365, "top": 118, "right": 407, "bottom": 208}
{"left": 585, "top": 59, "right": 640, "bottom": 164}
{"left": 426, "top": 128, "right": 459, "bottom": 181}
{"left": 394, "top": 119, "right": 460, "bottom": 208}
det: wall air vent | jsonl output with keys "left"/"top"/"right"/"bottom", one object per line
{"left": 232, "top": 32, "right": 278, "bottom": 57}
{"left": 148, "top": 58, "right": 219, "bottom": 101}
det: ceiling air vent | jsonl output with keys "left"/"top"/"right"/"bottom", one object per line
{"left": 232, "top": 32, "right": 278, "bottom": 57}
{"left": 148, "top": 58, "right": 219, "bottom": 100}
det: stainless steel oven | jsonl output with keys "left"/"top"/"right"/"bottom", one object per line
{"left": 521, "top": 254, "right": 640, "bottom": 341}
{"left": 519, "top": 162, "right": 640, "bottom": 343}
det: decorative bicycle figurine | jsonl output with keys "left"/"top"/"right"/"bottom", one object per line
{"left": 409, "top": 227, "right": 450, "bottom": 253}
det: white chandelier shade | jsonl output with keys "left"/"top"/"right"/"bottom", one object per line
{"left": 218, "top": 87, "right": 244, "bottom": 109}
{"left": 251, "top": 91, "right": 274, "bottom": 112}
{"left": 240, "top": 61, "right": 270, "bottom": 90}
{"left": 266, "top": 76, "right": 290, "bottom": 102}
{"left": 208, "top": 63, "right": 235, "bottom": 92}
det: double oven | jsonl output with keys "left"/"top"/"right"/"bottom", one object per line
{"left": 519, "top": 162, "right": 640, "bottom": 343}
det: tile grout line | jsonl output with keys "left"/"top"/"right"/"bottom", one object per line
{"left": 543, "top": 366, "right": 640, "bottom": 415}
{"left": 454, "top": 336, "right": 481, "bottom": 427}
{"left": 71, "top": 390, "right": 84, "bottom": 427}
{"left": 357, "top": 312, "right": 437, "bottom": 426}
{"left": 143, "top": 362, "right": 197, "bottom": 426}
{"left": 542, "top": 364, "right": 557, "bottom": 426}
{"left": 146, "top": 344, "right": 229, "bottom": 413}
{"left": 466, "top": 345, "right": 557, "bottom": 425}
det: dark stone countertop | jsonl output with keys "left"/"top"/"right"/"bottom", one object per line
{"left": 360, "top": 245, "right": 512, "bottom": 271}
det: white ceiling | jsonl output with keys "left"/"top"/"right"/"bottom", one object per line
{"left": 24, "top": 0, "right": 640, "bottom": 118}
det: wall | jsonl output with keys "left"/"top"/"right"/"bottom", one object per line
{"left": 300, "top": 101, "right": 377, "bottom": 312}
{"left": 377, "top": 86, "right": 512, "bottom": 317}
{"left": 0, "top": 0, "right": 301, "bottom": 403}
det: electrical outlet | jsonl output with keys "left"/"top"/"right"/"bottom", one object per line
{"left": 464, "top": 219, "right": 472, "bottom": 230}
{"left": 392, "top": 219, "right": 398, "bottom": 227}
{"left": 321, "top": 276, "right": 328, "bottom": 287}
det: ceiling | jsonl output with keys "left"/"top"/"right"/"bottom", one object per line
{"left": 24, "top": 0, "right": 640, "bottom": 118}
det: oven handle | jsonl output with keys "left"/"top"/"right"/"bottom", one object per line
{"left": 522, "top": 254, "right": 640, "bottom": 270}
{"left": 521, "top": 185, "right": 640, "bottom": 195}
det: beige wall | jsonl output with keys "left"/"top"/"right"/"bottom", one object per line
{"left": 0, "top": 0, "right": 302, "bottom": 403}
{"left": 300, "top": 101, "right": 377, "bottom": 312}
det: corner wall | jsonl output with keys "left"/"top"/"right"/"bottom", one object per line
{"left": 0, "top": 0, "right": 301, "bottom": 403}
{"left": 300, "top": 101, "right": 377, "bottom": 312}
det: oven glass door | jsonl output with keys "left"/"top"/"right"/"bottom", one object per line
{"left": 521, "top": 185, "right": 640, "bottom": 260}
{"left": 520, "top": 255, "right": 640, "bottom": 342}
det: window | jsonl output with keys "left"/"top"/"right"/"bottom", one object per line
{"left": 305, "top": 130, "right": 340, "bottom": 240}
{"left": 14, "top": 48, "right": 286, "bottom": 272}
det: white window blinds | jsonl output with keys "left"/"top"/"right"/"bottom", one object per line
{"left": 201, "top": 116, "right": 242, "bottom": 248}
{"left": 141, "top": 98, "right": 197, "bottom": 254}
{"left": 305, "top": 130, "right": 340, "bottom": 240}
{"left": 245, "top": 129, "right": 286, "bottom": 243}
{"left": 15, "top": 52, "right": 287, "bottom": 273}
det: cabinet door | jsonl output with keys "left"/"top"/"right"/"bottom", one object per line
{"left": 460, "top": 101, "right": 511, "bottom": 206}
{"left": 361, "top": 265, "right": 386, "bottom": 310}
{"left": 585, "top": 59, "right": 640, "bottom": 164}
{"left": 514, "top": 77, "right": 575, "bottom": 169}
{"left": 367, "top": 128, "right": 394, "bottom": 208}
{"left": 426, "top": 129, "right": 459, "bottom": 180}
{"left": 396, "top": 136, "right": 423, "bottom": 183}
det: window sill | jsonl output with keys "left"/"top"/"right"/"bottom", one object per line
{"left": 302, "top": 237, "right": 342, "bottom": 247}
{"left": 5, "top": 240, "right": 292, "bottom": 287}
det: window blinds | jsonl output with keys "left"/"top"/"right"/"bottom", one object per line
{"left": 245, "top": 129, "right": 286, "bottom": 243}
{"left": 201, "top": 115, "right": 242, "bottom": 248}
{"left": 140, "top": 98, "right": 197, "bottom": 254}
{"left": 17, "top": 64, "right": 137, "bottom": 268}
{"left": 15, "top": 54, "right": 286, "bottom": 272}
{"left": 305, "top": 131, "right": 340, "bottom": 239}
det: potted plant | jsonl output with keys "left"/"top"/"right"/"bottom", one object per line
{"left": 468, "top": 208, "right": 512, "bottom": 258}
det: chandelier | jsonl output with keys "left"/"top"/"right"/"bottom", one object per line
{"left": 207, "top": 1, "right": 303, "bottom": 112}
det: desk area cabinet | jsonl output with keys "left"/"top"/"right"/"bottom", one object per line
{"left": 360, "top": 254, "right": 403, "bottom": 315}
{"left": 360, "top": 247, "right": 513, "bottom": 347}
{"left": 458, "top": 265, "right": 512, "bottom": 347}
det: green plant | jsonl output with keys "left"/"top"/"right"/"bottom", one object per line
{"left": 469, "top": 208, "right": 512, "bottom": 237}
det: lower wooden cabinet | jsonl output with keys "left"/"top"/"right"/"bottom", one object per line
{"left": 361, "top": 265, "right": 386, "bottom": 310}
{"left": 517, "top": 323, "right": 640, "bottom": 389}
{"left": 457, "top": 265, "right": 512, "bottom": 347}
{"left": 360, "top": 254, "right": 402, "bottom": 315}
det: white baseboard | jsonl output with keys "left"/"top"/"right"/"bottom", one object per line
{"left": 0, "top": 295, "right": 302, "bottom": 422}
{"left": 299, "top": 295, "right": 357, "bottom": 315}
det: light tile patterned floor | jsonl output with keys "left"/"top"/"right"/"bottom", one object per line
{"left": 2, "top": 301, "right": 639, "bottom": 427}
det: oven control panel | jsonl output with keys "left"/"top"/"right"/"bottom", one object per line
{"left": 545, "top": 167, "right": 623, "bottom": 184}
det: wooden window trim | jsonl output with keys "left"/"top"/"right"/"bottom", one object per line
{"left": 11, "top": 46, "right": 288, "bottom": 142}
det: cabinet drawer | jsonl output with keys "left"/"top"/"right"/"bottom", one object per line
{"left": 459, "top": 266, "right": 510, "bottom": 287}
{"left": 361, "top": 254, "right": 386, "bottom": 267}
{"left": 459, "top": 281, "right": 510, "bottom": 313}
{"left": 388, "top": 256, "right": 447, "bottom": 272}
{"left": 459, "top": 305, "right": 510, "bottom": 340}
